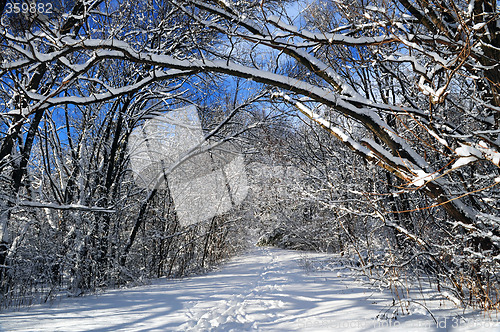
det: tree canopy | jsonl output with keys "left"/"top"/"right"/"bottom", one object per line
{"left": 1, "top": 0, "right": 499, "bottom": 309}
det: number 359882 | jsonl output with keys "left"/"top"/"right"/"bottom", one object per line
{"left": 4, "top": 2, "right": 53, "bottom": 14}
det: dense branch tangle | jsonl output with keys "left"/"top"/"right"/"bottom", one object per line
{"left": 1, "top": 0, "right": 500, "bottom": 308}
{"left": 11, "top": 0, "right": 497, "bottom": 243}
{"left": 0, "top": 0, "right": 239, "bottom": 300}
{"left": 175, "top": 0, "right": 500, "bottom": 246}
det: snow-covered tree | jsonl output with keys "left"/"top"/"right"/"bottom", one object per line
{"left": 0, "top": 0, "right": 259, "bottom": 306}
{"left": 160, "top": 0, "right": 499, "bottom": 307}
{"left": 1, "top": 0, "right": 499, "bottom": 309}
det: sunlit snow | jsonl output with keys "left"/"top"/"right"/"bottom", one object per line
{"left": 0, "top": 247, "right": 496, "bottom": 332}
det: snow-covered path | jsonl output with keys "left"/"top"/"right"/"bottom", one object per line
{"left": 0, "top": 247, "right": 497, "bottom": 331}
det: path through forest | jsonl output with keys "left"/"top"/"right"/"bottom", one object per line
{"left": 0, "top": 247, "right": 496, "bottom": 331}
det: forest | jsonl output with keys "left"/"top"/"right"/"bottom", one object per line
{"left": 0, "top": 0, "right": 499, "bottom": 311}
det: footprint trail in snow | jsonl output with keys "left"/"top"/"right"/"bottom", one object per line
{"left": 0, "top": 247, "right": 494, "bottom": 331}
{"left": 179, "top": 249, "right": 287, "bottom": 331}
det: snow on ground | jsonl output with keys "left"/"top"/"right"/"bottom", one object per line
{"left": 0, "top": 247, "right": 498, "bottom": 331}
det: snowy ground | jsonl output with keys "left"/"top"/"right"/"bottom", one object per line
{"left": 0, "top": 247, "right": 498, "bottom": 331}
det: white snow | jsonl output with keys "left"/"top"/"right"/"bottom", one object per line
{"left": 427, "top": 128, "right": 449, "bottom": 147}
{"left": 451, "top": 156, "right": 477, "bottom": 169}
{"left": 0, "top": 247, "right": 497, "bottom": 331}
{"left": 472, "top": 22, "right": 487, "bottom": 30}
{"left": 455, "top": 144, "right": 482, "bottom": 158}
